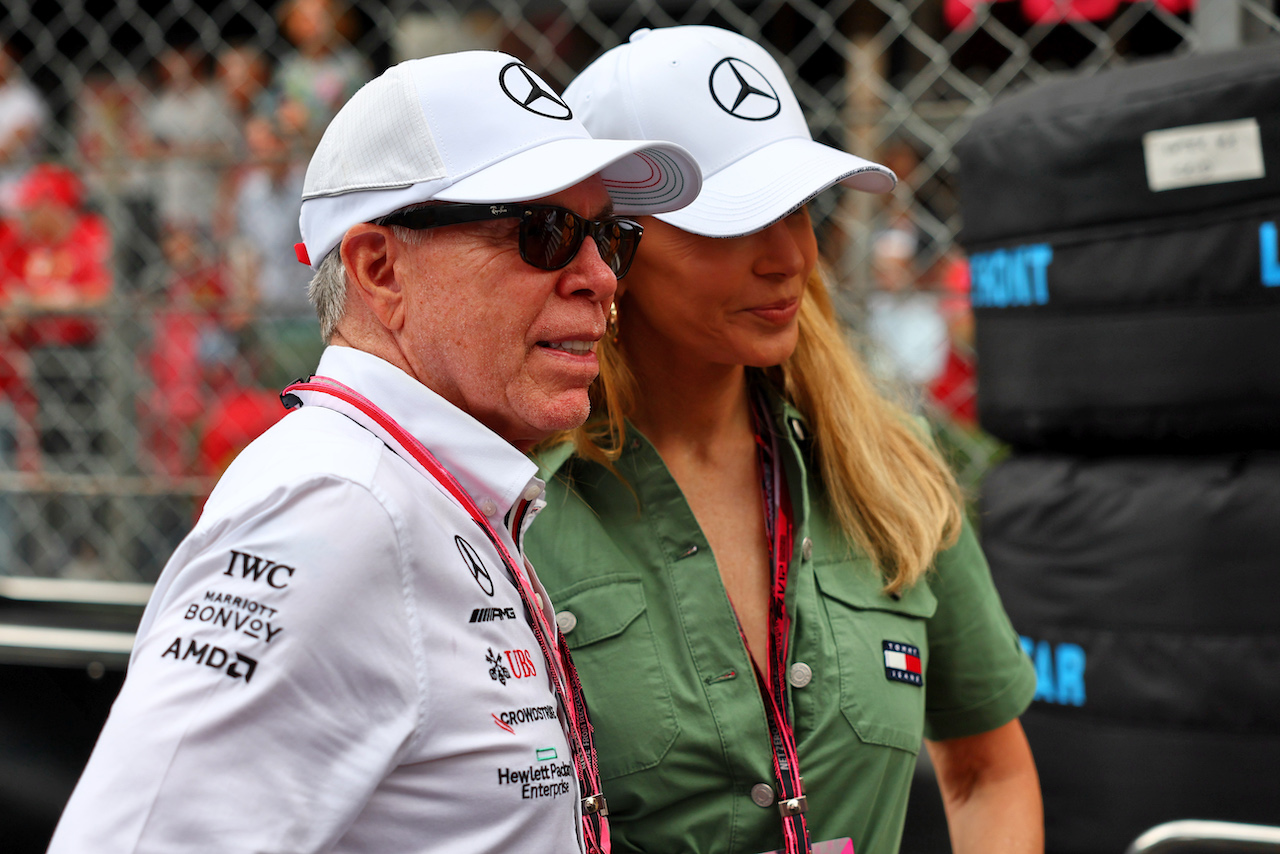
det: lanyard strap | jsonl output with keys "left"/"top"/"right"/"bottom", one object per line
{"left": 749, "top": 390, "right": 811, "bottom": 854}
{"left": 281, "top": 376, "right": 610, "bottom": 854}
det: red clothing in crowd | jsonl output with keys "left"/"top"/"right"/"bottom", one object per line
{"left": 198, "top": 387, "right": 286, "bottom": 478}
{"left": 926, "top": 254, "right": 977, "bottom": 427}
{"left": 0, "top": 206, "right": 112, "bottom": 348}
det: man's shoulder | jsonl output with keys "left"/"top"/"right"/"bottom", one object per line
{"left": 203, "top": 406, "right": 387, "bottom": 517}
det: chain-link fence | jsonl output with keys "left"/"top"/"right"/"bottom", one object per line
{"left": 0, "top": 0, "right": 1276, "bottom": 582}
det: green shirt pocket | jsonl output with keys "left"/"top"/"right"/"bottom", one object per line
{"left": 814, "top": 562, "right": 937, "bottom": 755}
{"left": 554, "top": 573, "right": 680, "bottom": 780}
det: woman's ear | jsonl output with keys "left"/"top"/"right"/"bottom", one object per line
{"left": 341, "top": 224, "right": 405, "bottom": 331}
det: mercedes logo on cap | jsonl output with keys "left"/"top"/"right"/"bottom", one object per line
{"left": 499, "top": 62, "right": 573, "bottom": 120}
{"left": 708, "top": 57, "right": 781, "bottom": 121}
{"left": 455, "top": 535, "right": 495, "bottom": 596}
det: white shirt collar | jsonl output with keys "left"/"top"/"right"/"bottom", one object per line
{"left": 313, "top": 345, "right": 542, "bottom": 522}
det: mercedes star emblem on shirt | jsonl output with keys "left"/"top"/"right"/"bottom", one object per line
{"left": 708, "top": 57, "right": 781, "bottom": 121}
{"left": 456, "top": 535, "right": 495, "bottom": 596}
{"left": 499, "top": 62, "right": 573, "bottom": 120}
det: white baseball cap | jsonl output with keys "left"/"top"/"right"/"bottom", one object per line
{"left": 296, "top": 50, "right": 703, "bottom": 268}
{"left": 564, "top": 26, "right": 897, "bottom": 238}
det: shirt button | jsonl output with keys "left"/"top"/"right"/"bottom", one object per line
{"left": 521, "top": 483, "right": 542, "bottom": 501}
{"left": 790, "top": 419, "right": 806, "bottom": 442}
{"left": 789, "top": 662, "right": 813, "bottom": 688}
{"left": 535, "top": 593, "right": 544, "bottom": 611}
{"left": 801, "top": 537, "right": 813, "bottom": 561}
{"left": 750, "top": 783, "right": 775, "bottom": 808}
{"left": 479, "top": 498, "right": 498, "bottom": 517}
{"left": 556, "top": 610, "right": 577, "bottom": 634}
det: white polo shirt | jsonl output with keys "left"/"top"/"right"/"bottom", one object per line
{"left": 49, "top": 346, "right": 583, "bottom": 854}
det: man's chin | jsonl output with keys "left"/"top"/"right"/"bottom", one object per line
{"left": 501, "top": 391, "right": 593, "bottom": 451}
{"left": 532, "top": 392, "right": 594, "bottom": 435}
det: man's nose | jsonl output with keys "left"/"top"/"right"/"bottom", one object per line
{"left": 558, "top": 236, "right": 619, "bottom": 305}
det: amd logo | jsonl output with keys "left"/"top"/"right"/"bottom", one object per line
{"left": 161, "top": 636, "right": 258, "bottom": 683}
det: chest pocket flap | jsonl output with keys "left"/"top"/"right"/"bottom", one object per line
{"left": 814, "top": 561, "right": 937, "bottom": 754}
{"left": 813, "top": 561, "right": 938, "bottom": 619}
{"left": 549, "top": 573, "right": 679, "bottom": 779}
{"left": 555, "top": 574, "right": 646, "bottom": 649}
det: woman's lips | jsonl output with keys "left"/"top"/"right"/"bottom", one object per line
{"left": 747, "top": 298, "right": 800, "bottom": 324}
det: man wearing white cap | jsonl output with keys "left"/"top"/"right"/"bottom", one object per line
{"left": 47, "top": 51, "right": 700, "bottom": 854}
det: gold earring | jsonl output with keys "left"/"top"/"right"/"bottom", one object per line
{"left": 608, "top": 301, "right": 619, "bottom": 343}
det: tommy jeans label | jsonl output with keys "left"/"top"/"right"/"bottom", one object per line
{"left": 456, "top": 536, "right": 495, "bottom": 596}
{"left": 161, "top": 636, "right": 258, "bottom": 683}
{"left": 494, "top": 704, "right": 557, "bottom": 733}
{"left": 223, "top": 550, "right": 295, "bottom": 589}
{"left": 883, "top": 640, "right": 923, "bottom": 686}
{"left": 497, "top": 761, "right": 574, "bottom": 800}
{"left": 184, "top": 603, "right": 283, "bottom": 644}
{"left": 487, "top": 647, "right": 512, "bottom": 685}
{"left": 470, "top": 607, "right": 518, "bottom": 623}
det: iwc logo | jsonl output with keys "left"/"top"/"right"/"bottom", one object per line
{"left": 708, "top": 57, "right": 781, "bottom": 121}
{"left": 456, "top": 535, "right": 494, "bottom": 596}
{"left": 499, "top": 62, "right": 573, "bottom": 120}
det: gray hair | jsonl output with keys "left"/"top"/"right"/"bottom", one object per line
{"left": 307, "top": 208, "right": 430, "bottom": 343}
{"left": 308, "top": 249, "right": 347, "bottom": 344}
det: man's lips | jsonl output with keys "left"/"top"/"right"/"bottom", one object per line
{"left": 537, "top": 339, "right": 597, "bottom": 355}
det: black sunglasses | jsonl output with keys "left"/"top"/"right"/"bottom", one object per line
{"left": 378, "top": 203, "right": 644, "bottom": 278}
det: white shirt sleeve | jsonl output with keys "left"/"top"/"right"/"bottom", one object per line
{"left": 48, "top": 475, "right": 424, "bottom": 854}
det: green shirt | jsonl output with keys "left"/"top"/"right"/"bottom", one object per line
{"left": 527, "top": 397, "right": 1034, "bottom": 854}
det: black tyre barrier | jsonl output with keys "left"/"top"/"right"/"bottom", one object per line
{"left": 981, "top": 452, "right": 1280, "bottom": 853}
{"left": 982, "top": 452, "right": 1280, "bottom": 635}
{"left": 1021, "top": 709, "right": 1280, "bottom": 854}
{"left": 957, "top": 44, "right": 1280, "bottom": 246}
{"left": 956, "top": 45, "right": 1280, "bottom": 450}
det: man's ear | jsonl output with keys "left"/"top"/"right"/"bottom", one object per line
{"left": 341, "top": 224, "right": 405, "bottom": 331}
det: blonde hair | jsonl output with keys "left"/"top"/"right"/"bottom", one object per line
{"left": 556, "top": 268, "right": 962, "bottom": 594}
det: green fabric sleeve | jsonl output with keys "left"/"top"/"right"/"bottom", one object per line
{"left": 921, "top": 517, "right": 1037, "bottom": 741}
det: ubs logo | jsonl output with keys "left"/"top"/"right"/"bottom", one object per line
{"left": 498, "top": 63, "right": 573, "bottom": 120}
{"left": 456, "top": 536, "right": 494, "bottom": 596}
{"left": 708, "top": 57, "right": 781, "bottom": 121}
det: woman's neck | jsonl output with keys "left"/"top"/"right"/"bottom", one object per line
{"left": 627, "top": 352, "right": 754, "bottom": 460}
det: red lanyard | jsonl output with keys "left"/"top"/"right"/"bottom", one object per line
{"left": 747, "top": 390, "right": 811, "bottom": 854}
{"left": 281, "top": 376, "right": 610, "bottom": 854}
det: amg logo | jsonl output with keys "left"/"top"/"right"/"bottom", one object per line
{"left": 470, "top": 607, "right": 518, "bottom": 623}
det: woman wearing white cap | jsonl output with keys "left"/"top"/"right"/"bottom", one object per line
{"left": 526, "top": 26, "right": 1042, "bottom": 854}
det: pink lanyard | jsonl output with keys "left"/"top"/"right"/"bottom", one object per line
{"left": 747, "top": 390, "right": 811, "bottom": 854}
{"left": 281, "top": 376, "right": 610, "bottom": 854}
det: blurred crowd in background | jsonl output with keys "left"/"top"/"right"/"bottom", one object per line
{"left": 0, "top": 0, "right": 376, "bottom": 491}
{"left": 0, "top": 0, "right": 990, "bottom": 505}
{"left": 2, "top": 0, "right": 1234, "bottom": 581}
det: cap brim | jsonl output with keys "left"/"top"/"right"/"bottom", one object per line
{"left": 435, "top": 137, "right": 702, "bottom": 215}
{"left": 655, "top": 137, "right": 896, "bottom": 238}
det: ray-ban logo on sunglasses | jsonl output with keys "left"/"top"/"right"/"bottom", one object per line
{"left": 490, "top": 205, "right": 508, "bottom": 215}
{"left": 499, "top": 63, "right": 573, "bottom": 121}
